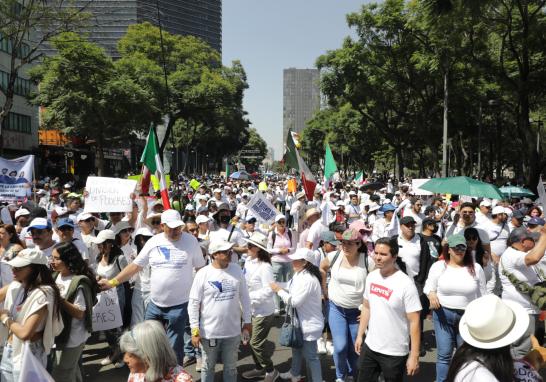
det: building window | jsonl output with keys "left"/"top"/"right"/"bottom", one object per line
{"left": 3, "top": 112, "right": 32, "bottom": 134}
{"left": 0, "top": 70, "right": 31, "bottom": 97}
{"left": 0, "top": 32, "right": 30, "bottom": 58}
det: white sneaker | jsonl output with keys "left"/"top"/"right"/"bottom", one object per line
{"left": 317, "top": 337, "right": 327, "bottom": 354}
{"left": 326, "top": 340, "right": 334, "bottom": 355}
{"left": 278, "top": 371, "right": 301, "bottom": 381}
{"left": 100, "top": 357, "right": 112, "bottom": 366}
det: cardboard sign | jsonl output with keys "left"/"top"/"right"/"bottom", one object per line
{"left": 84, "top": 177, "right": 136, "bottom": 213}
{"left": 246, "top": 191, "right": 280, "bottom": 224}
{"left": 189, "top": 179, "right": 201, "bottom": 190}
{"left": 0, "top": 155, "right": 34, "bottom": 201}
{"left": 92, "top": 289, "right": 123, "bottom": 332}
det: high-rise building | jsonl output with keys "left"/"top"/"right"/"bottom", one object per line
{"left": 45, "top": 0, "right": 222, "bottom": 57}
{"left": 283, "top": 68, "right": 320, "bottom": 143}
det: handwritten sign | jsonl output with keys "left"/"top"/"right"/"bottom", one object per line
{"left": 92, "top": 289, "right": 123, "bottom": 332}
{"left": 84, "top": 177, "right": 137, "bottom": 213}
{"left": 247, "top": 191, "right": 280, "bottom": 224}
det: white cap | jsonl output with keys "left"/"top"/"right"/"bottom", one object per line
{"left": 274, "top": 214, "right": 286, "bottom": 223}
{"left": 196, "top": 215, "right": 210, "bottom": 225}
{"left": 504, "top": 207, "right": 513, "bottom": 217}
{"left": 288, "top": 248, "right": 316, "bottom": 263}
{"left": 213, "top": 188, "right": 222, "bottom": 194}
{"left": 63, "top": 183, "right": 71, "bottom": 189}
{"left": 335, "top": 200, "right": 345, "bottom": 207}
{"left": 161, "top": 209, "right": 184, "bottom": 228}
{"left": 243, "top": 232, "right": 269, "bottom": 252}
{"left": 135, "top": 227, "right": 154, "bottom": 237}
{"left": 29, "top": 218, "right": 51, "bottom": 230}
{"left": 76, "top": 212, "right": 94, "bottom": 222}
{"left": 209, "top": 239, "right": 234, "bottom": 255}
{"left": 114, "top": 221, "right": 133, "bottom": 235}
{"left": 36, "top": 189, "right": 47, "bottom": 195}
{"left": 14, "top": 208, "right": 30, "bottom": 219}
{"left": 54, "top": 206, "right": 68, "bottom": 216}
{"left": 185, "top": 204, "right": 195, "bottom": 211}
{"left": 7, "top": 248, "right": 48, "bottom": 267}
{"left": 480, "top": 199, "right": 492, "bottom": 207}
{"left": 93, "top": 229, "right": 115, "bottom": 244}
{"left": 492, "top": 206, "right": 506, "bottom": 215}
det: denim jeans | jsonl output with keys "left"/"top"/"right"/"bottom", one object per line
{"left": 328, "top": 301, "right": 360, "bottom": 379}
{"left": 433, "top": 307, "right": 464, "bottom": 382}
{"left": 272, "top": 261, "right": 293, "bottom": 311}
{"left": 290, "top": 340, "right": 322, "bottom": 382}
{"left": 1, "top": 341, "right": 46, "bottom": 382}
{"left": 145, "top": 300, "right": 189, "bottom": 363}
{"left": 183, "top": 319, "right": 201, "bottom": 360}
{"left": 200, "top": 335, "right": 240, "bottom": 382}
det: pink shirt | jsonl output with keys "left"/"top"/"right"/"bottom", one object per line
{"left": 268, "top": 228, "right": 295, "bottom": 263}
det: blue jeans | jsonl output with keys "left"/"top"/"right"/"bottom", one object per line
{"left": 328, "top": 301, "right": 360, "bottom": 379}
{"left": 183, "top": 320, "right": 201, "bottom": 360}
{"left": 1, "top": 341, "right": 46, "bottom": 382}
{"left": 433, "top": 307, "right": 464, "bottom": 382}
{"left": 272, "top": 261, "right": 293, "bottom": 311}
{"left": 145, "top": 300, "right": 188, "bottom": 363}
{"left": 290, "top": 340, "right": 322, "bottom": 382}
{"left": 200, "top": 335, "right": 240, "bottom": 382}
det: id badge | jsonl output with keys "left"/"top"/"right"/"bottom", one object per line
{"left": 209, "top": 339, "right": 216, "bottom": 347}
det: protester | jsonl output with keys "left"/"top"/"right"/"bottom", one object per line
{"left": 120, "top": 320, "right": 192, "bottom": 382}
{"left": 28, "top": 217, "right": 57, "bottom": 260}
{"left": 0, "top": 248, "right": 63, "bottom": 382}
{"left": 271, "top": 248, "right": 324, "bottom": 382}
{"left": 188, "top": 240, "right": 252, "bottom": 382}
{"left": 77, "top": 212, "right": 99, "bottom": 268}
{"left": 355, "top": 237, "right": 422, "bottom": 382}
{"left": 0, "top": 224, "right": 24, "bottom": 263}
{"left": 55, "top": 218, "right": 89, "bottom": 262}
{"left": 51, "top": 241, "right": 98, "bottom": 381}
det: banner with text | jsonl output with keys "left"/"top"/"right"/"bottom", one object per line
{"left": 247, "top": 191, "right": 280, "bottom": 224}
{"left": 0, "top": 155, "right": 34, "bottom": 201}
{"left": 84, "top": 176, "right": 136, "bottom": 213}
{"left": 92, "top": 288, "right": 123, "bottom": 332}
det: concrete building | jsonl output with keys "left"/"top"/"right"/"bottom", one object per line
{"left": 0, "top": 34, "right": 39, "bottom": 156}
{"left": 283, "top": 68, "right": 320, "bottom": 143}
{"left": 54, "top": 0, "right": 222, "bottom": 57}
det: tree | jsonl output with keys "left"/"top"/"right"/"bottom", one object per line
{"left": 238, "top": 127, "right": 267, "bottom": 172}
{"left": 30, "top": 32, "right": 159, "bottom": 174}
{"left": 0, "top": 0, "right": 90, "bottom": 147}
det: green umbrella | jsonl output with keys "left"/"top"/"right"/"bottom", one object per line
{"left": 499, "top": 186, "right": 535, "bottom": 198}
{"left": 420, "top": 176, "right": 504, "bottom": 200}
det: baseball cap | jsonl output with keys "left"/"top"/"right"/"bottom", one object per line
{"left": 134, "top": 227, "right": 154, "bottom": 237}
{"left": 447, "top": 234, "right": 467, "bottom": 248}
{"left": 7, "top": 248, "right": 48, "bottom": 268}
{"left": 479, "top": 199, "right": 492, "bottom": 207}
{"left": 14, "top": 208, "right": 30, "bottom": 219}
{"left": 288, "top": 248, "right": 315, "bottom": 263}
{"left": 161, "top": 209, "right": 185, "bottom": 228}
{"left": 320, "top": 231, "right": 340, "bottom": 246}
{"left": 76, "top": 212, "right": 94, "bottom": 222}
{"left": 492, "top": 206, "right": 506, "bottom": 215}
{"left": 114, "top": 221, "right": 133, "bottom": 235}
{"left": 379, "top": 203, "right": 396, "bottom": 213}
{"left": 512, "top": 210, "right": 526, "bottom": 220}
{"left": 422, "top": 218, "right": 436, "bottom": 227}
{"left": 528, "top": 217, "right": 545, "bottom": 226}
{"left": 93, "top": 229, "right": 115, "bottom": 244}
{"left": 341, "top": 228, "right": 363, "bottom": 242}
{"left": 56, "top": 218, "right": 74, "bottom": 229}
{"left": 274, "top": 214, "right": 286, "bottom": 223}
{"left": 209, "top": 240, "right": 234, "bottom": 255}
{"left": 29, "top": 218, "right": 52, "bottom": 230}
{"left": 196, "top": 215, "right": 210, "bottom": 225}
{"left": 245, "top": 216, "right": 257, "bottom": 224}
{"left": 508, "top": 227, "right": 535, "bottom": 245}
{"left": 399, "top": 216, "right": 416, "bottom": 225}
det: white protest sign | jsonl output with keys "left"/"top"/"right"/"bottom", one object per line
{"left": 411, "top": 179, "right": 433, "bottom": 196}
{"left": 84, "top": 176, "right": 137, "bottom": 213}
{"left": 0, "top": 155, "right": 34, "bottom": 201}
{"left": 92, "top": 288, "right": 123, "bottom": 332}
{"left": 246, "top": 191, "right": 280, "bottom": 224}
{"left": 538, "top": 176, "right": 546, "bottom": 210}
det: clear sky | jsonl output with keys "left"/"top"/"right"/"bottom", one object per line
{"left": 222, "top": 0, "right": 366, "bottom": 160}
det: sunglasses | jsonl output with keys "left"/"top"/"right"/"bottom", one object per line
{"left": 461, "top": 211, "right": 475, "bottom": 215}
{"left": 150, "top": 220, "right": 161, "bottom": 225}
{"left": 58, "top": 226, "right": 74, "bottom": 232}
{"left": 451, "top": 245, "right": 467, "bottom": 252}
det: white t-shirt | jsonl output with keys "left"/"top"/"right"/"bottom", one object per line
{"left": 454, "top": 361, "right": 499, "bottom": 382}
{"left": 188, "top": 263, "right": 251, "bottom": 339}
{"left": 485, "top": 221, "right": 510, "bottom": 256}
{"left": 134, "top": 232, "right": 206, "bottom": 307}
{"left": 423, "top": 261, "right": 486, "bottom": 310}
{"left": 70, "top": 238, "right": 89, "bottom": 261}
{"left": 364, "top": 269, "right": 422, "bottom": 356}
{"left": 80, "top": 231, "right": 98, "bottom": 269}
{"left": 499, "top": 246, "right": 541, "bottom": 314}
{"left": 306, "top": 220, "right": 328, "bottom": 251}
{"left": 55, "top": 274, "right": 89, "bottom": 348}
{"left": 243, "top": 258, "right": 275, "bottom": 317}
{"left": 96, "top": 255, "right": 128, "bottom": 280}
{"left": 328, "top": 251, "right": 374, "bottom": 309}
{"left": 397, "top": 235, "right": 421, "bottom": 278}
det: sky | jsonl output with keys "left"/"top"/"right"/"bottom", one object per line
{"left": 222, "top": 0, "right": 366, "bottom": 160}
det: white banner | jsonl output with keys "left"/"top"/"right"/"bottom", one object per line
{"left": 246, "top": 191, "right": 280, "bottom": 224}
{"left": 538, "top": 176, "right": 546, "bottom": 210}
{"left": 411, "top": 179, "right": 433, "bottom": 196}
{"left": 0, "top": 155, "right": 34, "bottom": 201}
{"left": 84, "top": 176, "right": 137, "bottom": 213}
{"left": 92, "top": 288, "right": 123, "bottom": 332}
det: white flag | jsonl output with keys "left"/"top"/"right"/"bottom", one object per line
{"left": 18, "top": 342, "right": 55, "bottom": 382}
{"left": 538, "top": 176, "right": 546, "bottom": 209}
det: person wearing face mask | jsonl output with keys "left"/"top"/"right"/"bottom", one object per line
{"left": 209, "top": 203, "right": 247, "bottom": 263}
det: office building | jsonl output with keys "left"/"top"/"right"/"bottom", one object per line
{"left": 283, "top": 68, "right": 320, "bottom": 143}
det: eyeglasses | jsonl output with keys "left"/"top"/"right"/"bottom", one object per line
{"left": 150, "top": 220, "right": 161, "bottom": 225}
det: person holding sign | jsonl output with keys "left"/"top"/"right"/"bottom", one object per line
{"left": 98, "top": 209, "right": 206, "bottom": 363}
{"left": 0, "top": 248, "right": 63, "bottom": 382}
{"left": 51, "top": 242, "right": 98, "bottom": 382}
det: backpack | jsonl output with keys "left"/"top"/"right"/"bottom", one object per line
{"left": 330, "top": 249, "right": 369, "bottom": 273}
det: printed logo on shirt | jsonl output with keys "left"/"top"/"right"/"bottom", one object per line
{"left": 150, "top": 245, "right": 188, "bottom": 269}
{"left": 159, "top": 246, "right": 171, "bottom": 260}
{"left": 370, "top": 283, "right": 393, "bottom": 301}
{"left": 207, "top": 279, "right": 236, "bottom": 302}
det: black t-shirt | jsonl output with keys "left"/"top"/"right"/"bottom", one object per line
{"left": 422, "top": 234, "right": 442, "bottom": 259}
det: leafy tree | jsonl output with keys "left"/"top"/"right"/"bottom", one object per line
{"left": 30, "top": 33, "right": 159, "bottom": 174}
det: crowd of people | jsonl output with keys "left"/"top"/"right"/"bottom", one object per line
{"left": 0, "top": 176, "right": 544, "bottom": 382}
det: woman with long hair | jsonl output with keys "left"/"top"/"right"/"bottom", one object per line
{"left": 51, "top": 241, "right": 98, "bottom": 381}
{"left": 319, "top": 229, "right": 373, "bottom": 382}
{"left": 94, "top": 229, "right": 128, "bottom": 367}
{"left": 446, "top": 294, "right": 529, "bottom": 381}
{"left": 0, "top": 248, "right": 63, "bottom": 382}
{"left": 270, "top": 248, "right": 324, "bottom": 382}
{"left": 424, "top": 234, "right": 486, "bottom": 382}
{"left": 0, "top": 224, "right": 24, "bottom": 262}
{"left": 528, "top": 206, "right": 543, "bottom": 218}
{"left": 241, "top": 232, "right": 277, "bottom": 381}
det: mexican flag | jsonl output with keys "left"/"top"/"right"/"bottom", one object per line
{"left": 355, "top": 171, "right": 364, "bottom": 184}
{"left": 323, "top": 143, "right": 337, "bottom": 191}
{"left": 141, "top": 126, "right": 171, "bottom": 209}
{"left": 283, "top": 129, "right": 317, "bottom": 200}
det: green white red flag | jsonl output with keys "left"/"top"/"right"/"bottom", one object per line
{"left": 140, "top": 126, "right": 170, "bottom": 209}
{"left": 323, "top": 143, "right": 337, "bottom": 191}
{"left": 283, "top": 129, "right": 317, "bottom": 200}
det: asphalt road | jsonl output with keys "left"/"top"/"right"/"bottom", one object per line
{"left": 82, "top": 317, "right": 439, "bottom": 382}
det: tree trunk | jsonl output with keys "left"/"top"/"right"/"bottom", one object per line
{"left": 96, "top": 135, "right": 105, "bottom": 176}
{"left": 395, "top": 147, "right": 404, "bottom": 181}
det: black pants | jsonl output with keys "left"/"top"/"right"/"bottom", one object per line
{"left": 357, "top": 343, "right": 407, "bottom": 382}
